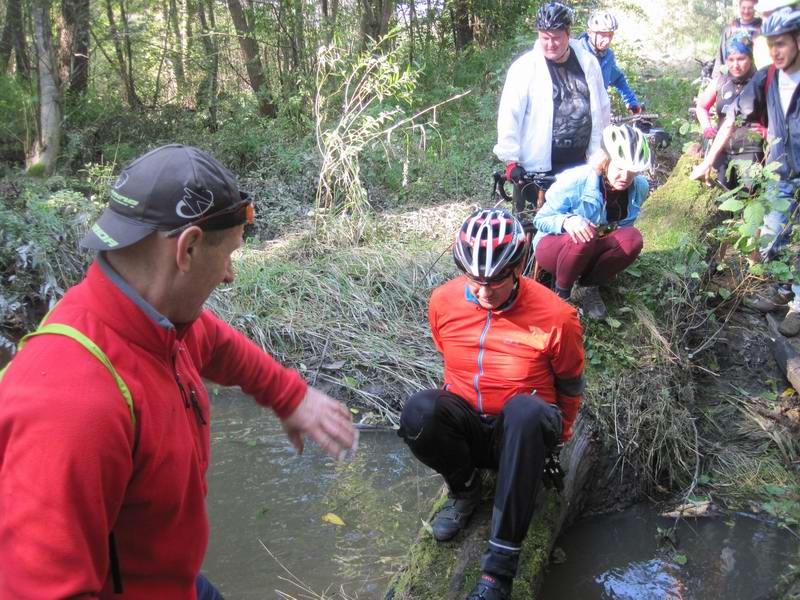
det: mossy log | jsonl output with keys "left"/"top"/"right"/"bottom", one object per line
{"left": 385, "top": 151, "right": 719, "bottom": 600}
{"left": 384, "top": 416, "right": 595, "bottom": 600}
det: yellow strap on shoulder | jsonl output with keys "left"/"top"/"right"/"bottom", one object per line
{"left": 0, "top": 323, "right": 136, "bottom": 428}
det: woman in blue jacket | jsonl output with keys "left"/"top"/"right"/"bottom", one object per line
{"left": 533, "top": 124, "right": 651, "bottom": 319}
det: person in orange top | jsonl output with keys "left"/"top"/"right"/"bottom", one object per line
{"left": 398, "top": 208, "right": 585, "bottom": 600}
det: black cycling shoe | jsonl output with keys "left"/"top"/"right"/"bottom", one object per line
{"left": 431, "top": 480, "right": 481, "bottom": 541}
{"left": 465, "top": 573, "right": 512, "bottom": 600}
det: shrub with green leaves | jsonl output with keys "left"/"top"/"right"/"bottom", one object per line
{"left": 0, "top": 180, "right": 98, "bottom": 347}
{"left": 713, "top": 159, "right": 795, "bottom": 281}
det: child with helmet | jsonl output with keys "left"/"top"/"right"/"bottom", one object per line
{"left": 579, "top": 9, "right": 642, "bottom": 114}
{"left": 533, "top": 123, "right": 652, "bottom": 320}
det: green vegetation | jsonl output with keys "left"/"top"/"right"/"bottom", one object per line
{"left": 1, "top": 0, "right": 798, "bottom": 595}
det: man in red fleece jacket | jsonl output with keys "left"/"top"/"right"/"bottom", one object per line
{"left": 0, "top": 144, "right": 356, "bottom": 599}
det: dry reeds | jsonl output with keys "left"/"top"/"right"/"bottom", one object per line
{"left": 207, "top": 205, "right": 471, "bottom": 422}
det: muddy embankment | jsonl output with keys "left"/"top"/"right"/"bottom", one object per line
{"left": 384, "top": 151, "right": 798, "bottom": 600}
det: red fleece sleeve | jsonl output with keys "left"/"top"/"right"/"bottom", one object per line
{"left": 551, "top": 309, "right": 585, "bottom": 442}
{"left": 194, "top": 310, "right": 308, "bottom": 419}
{"left": 0, "top": 337, "right": 135, "bottom": 598}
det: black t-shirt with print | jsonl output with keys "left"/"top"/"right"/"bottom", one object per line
{"left": 602, "top": 176, "right": 629, "bottom": 224}
{"left": 546, "top": 50, "right": 591, "bottom": 171}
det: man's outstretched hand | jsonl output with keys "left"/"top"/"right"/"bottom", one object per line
{"left": 282, "top": 387, "right": 357, "bottom": 459}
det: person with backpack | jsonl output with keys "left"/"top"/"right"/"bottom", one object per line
{"left": 691, "top": 8, "right": 800, "bottom": 335}
{"left": 578, "top": 10, "right": 642, "bottom": 115}
{"left": 495, "top": 2, "right": 611, "bottom": 213}
{"left": 398, "top": 208, "right": 584, "bottom": 600}
{"left": 695, "top": 31, "right": 765, "bottom": 189}
{"left": 0, "top": 145, "right": 356, "bottom": 598}
{"left": 532, "top": 124, "right": 651, "bottom": 320}
{"left": 714, "top": 0, "right": 762, "bottom": 74}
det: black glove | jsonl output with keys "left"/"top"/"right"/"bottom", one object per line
{"left": 542, "top": 445, "right": 565, "bottom": 493}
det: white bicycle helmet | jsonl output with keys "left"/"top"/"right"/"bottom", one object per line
{"left": 453, "top": 208, "right": 527, "bottom": 280}
{"left": 602, "top": 124, "right": 651, "bottom": 172}
{"left": 588, "top": 10, "right": 619, "bottom": 32}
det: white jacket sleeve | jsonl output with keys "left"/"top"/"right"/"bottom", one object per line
{"left": 494, "top": 59, "right": 529, "bottom": 163}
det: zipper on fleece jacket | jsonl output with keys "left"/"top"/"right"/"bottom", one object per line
{"left": 172, "top": 352, "right": 207, "bottom": 427}
{"left": 473, "top": 311, "right": 492, "bottom": 413}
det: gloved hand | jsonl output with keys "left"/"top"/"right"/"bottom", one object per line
{"left": 563, "top": 215, "right": 596, "bottom": 243}
{"left": 750, "top": 123, "right": 768, "bottom": 139}
{"left": 542, "top": 447, "right": 566, "bottom": 493}
{"left": 703, "top": 126, "right": 718, "bottom": 139}
{"left": 627, "top": 104, "right": 642, "bottom": 115}
{"left": 505, "top": 162, "right": 526, "bottom": 183}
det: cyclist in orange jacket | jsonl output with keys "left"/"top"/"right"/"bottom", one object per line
{"left": 398, "top": 208, "right": 585, "bottom": 600}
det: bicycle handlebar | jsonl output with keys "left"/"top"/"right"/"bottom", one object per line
{"left": 610, "top": 112, "right": 660, "bottom": 124}
{"left": 492, "top": 170, "right": 556, "bottom": 203}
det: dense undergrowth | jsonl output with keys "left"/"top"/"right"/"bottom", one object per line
{"left": 1, "top": 15, "right": 798, "bottom": 587}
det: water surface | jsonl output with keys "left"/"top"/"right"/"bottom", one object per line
{"left": 203, "top": 388, "right": 440, "bottom": 599}
{"left": 541, "top": 503, "right": 799, "bottom": 600}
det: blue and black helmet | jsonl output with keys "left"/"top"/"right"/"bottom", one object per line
{"left": 762, "top": 7, "right": 800, "bottom": 37}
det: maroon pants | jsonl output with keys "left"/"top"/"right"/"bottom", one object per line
{"left": 535, "top": 227, "right": 643, "bottom": 289}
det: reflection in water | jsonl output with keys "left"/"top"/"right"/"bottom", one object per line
{"left": 541, "top": 504, "right": 799, "bottom": 600}
{"left": 598, "top": 559, "right": 686, "bottom": 600}
{"left": 202, "top": 388, "right": 440, "bottom": 599}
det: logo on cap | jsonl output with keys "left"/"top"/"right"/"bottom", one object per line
{"left": 113, "top": 171, "right": 129, "bottom": 190}
{"left": 176, "top": 188, "right": 214, "bottom": 219}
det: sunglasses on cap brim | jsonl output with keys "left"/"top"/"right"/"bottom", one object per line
{"left": 166, "top": 193, "right": 255, "bottom": 237}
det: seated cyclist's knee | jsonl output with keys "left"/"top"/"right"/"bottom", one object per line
{"left": 399, "top": 390, "right": 440, "bottom": 444}
{"left": 501, "top": 394, "right": 550, "bottom": 429}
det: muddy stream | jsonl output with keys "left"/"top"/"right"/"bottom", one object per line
{"left": 203, "top": 389, "right": 797, "bottom": 599}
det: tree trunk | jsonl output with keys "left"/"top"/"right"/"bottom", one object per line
{"left": 105, "top": 0, "right": 141, "bottom": 109}
{"left": 29, "top": 0, "right": 61, "bottom": 174}
{"left": 292, "top": 0, "right": 305, "bottom": 74}
{"left": 0, "top": 0, "right": 31, "bottom": 79}
{"left": 384, "top": 417, "right": 597, "bottom": 599}
{"left": 196, "top": 0, "right": 219, "bottom": 130}
{"left": 59, "top": 0, "right": 90, "bottom": 96}
{"left": 226, "top": 0, "right": 276, "bottom": 117}
{"left": 449, "top": 0, "right": 473, "bottom": 51}
{"left": 359, "top": 0, "right": 394, "bottom": 46}
{"left": 168, "top": 0, "right": 187, "bottom": 97}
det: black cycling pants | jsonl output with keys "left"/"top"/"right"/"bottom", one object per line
{"left": 398, "top": 389, "right": 561, "bottom": 579}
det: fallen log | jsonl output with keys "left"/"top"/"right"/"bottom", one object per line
{"left": 766, "top": 312, "right": 800, "bottom": 392}
{"left": 384, "top": 416, "right": 596, "bottom": 600}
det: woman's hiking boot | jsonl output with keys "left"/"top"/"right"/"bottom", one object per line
{"left": 743, "top": 286, "right": 791, "bottom": 313}
{"left": 465, "top": 573, "right": 512, "bottom": 600}
{"left": 573, "top": 285, "right": 608, "bottom": 320}
{"left": 431, "top": 479, "right": 481, "bottom": 541}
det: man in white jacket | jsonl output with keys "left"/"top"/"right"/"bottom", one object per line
{"left": 495, "top": 2, "right": 611, "bottom": 210}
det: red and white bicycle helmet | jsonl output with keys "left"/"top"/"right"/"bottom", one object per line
{"left": 453, "top": 208, "right": 527, "bottom": 280}
{"left": 588, "top": 10, "right": 619, "bottom": 32}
